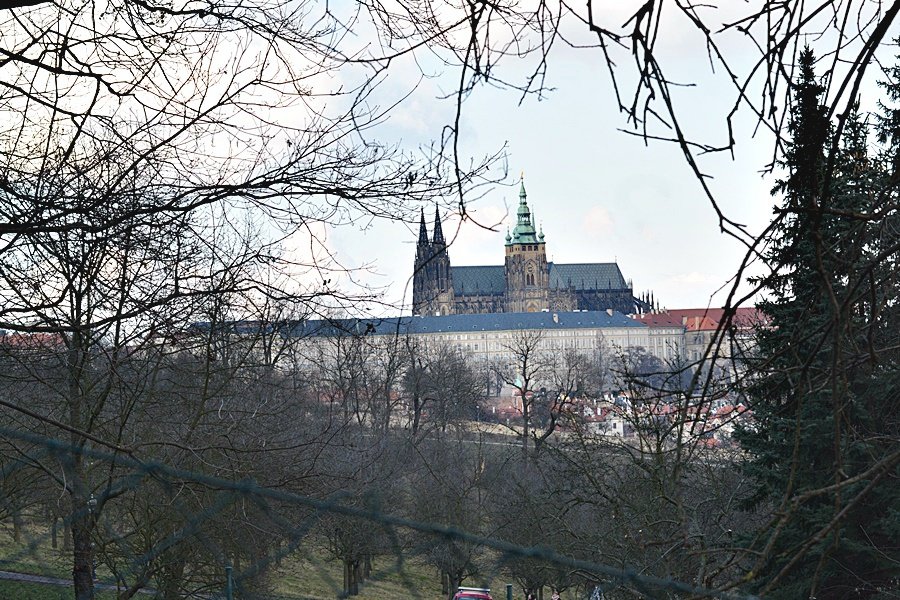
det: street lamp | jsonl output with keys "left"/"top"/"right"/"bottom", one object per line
{"left": 87, "top": 494, "right": 97, "bottom": 582}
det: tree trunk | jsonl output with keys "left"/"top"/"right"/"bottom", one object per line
{"left": 353, "top": 559, "right": 362, "bottom": 594}
{"left": 51, "top": 515, "right": 58, "bottom": 549}
{"left": 344, "top": 559, "right": 360, "bottom": 596}
{"left": 521, "top": 397, "right": 531, "bottom": 457}
{"left": 71, "top": 509, "right": 95, "bottom": 600}
{"left": 412, "top": 394, "right": 422, "bottom": 436}
{"left": 12, "top": 507, "right": 22, "bottom": 542}
{"left": 160, "top": 554, "right": 186, "bottom": 600}
{"left": 447, "top": 572, "right": 464, "bottom": 600}
{"left": 343, "top": 559, "right": 349, "bottom": 595}
{"left": 63, "top": 520, "right": 72, "bottom": 552}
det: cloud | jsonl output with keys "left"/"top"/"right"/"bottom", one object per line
{"left": 665, "top": 271, "right": 718, "bottom": 286}
{"left": 446, "top": 204, "right": 510, "bottom": 265}
{"left": 582, "top": 205, "right": 613, "bottom": 235}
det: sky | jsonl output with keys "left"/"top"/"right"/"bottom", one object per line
{"left": 314, "top": 5, "right": 881, "bottom": 316}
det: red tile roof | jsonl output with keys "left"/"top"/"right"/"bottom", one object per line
{"left": 0, "top": 332, "right": 65, "bottom": 350}
{"left": 632, "top": 313, "right": 685, "bottom": 328}
{"left": 664, "top": 308, "right": 765, "bottom": 331}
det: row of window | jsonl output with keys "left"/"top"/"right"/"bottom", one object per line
{"left": 443, "top": 330, "right": 635, "bottom": 341}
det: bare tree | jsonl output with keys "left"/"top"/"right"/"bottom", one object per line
{"left": 531, "top": 348, "right": 604, "bottom": 455}
{"left": 409, "top": 437, "right": 500, "bottom": 600}
{"left": 491, "top": 331, "right": 603, "bottom": 456}
{"left": 491, "top": 330, "right": 550, "bottom": 457}
{"left": 402, "top": 339, "right": 485, "bottom": 437}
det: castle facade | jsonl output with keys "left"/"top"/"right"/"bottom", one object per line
{"left": 412, "top": 181, "right": 647, "bottom": 316}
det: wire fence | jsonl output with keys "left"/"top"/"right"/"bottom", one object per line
{"left": 0, "top": 426, "right": 758, "bottom": 600}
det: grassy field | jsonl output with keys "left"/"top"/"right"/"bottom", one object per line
{"left": 0, "top": 524, "right": 580, "bottom": 599}
{"left": 0, "top": 579, "right": 121, "bottom": 600}
{"left": 0, "top": 526, "right": 70, "bottom": 579}
{"left": 0, "top": 524, "right": 452, "bottom": 599}
{"left": 263, "top": 553, "right": 445, "bottom": 599}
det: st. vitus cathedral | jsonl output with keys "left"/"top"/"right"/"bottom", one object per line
{"left": 412, "top": 180, "right": 652, "bottom": 316}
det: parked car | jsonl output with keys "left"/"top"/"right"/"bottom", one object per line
{"left": 454, "top": 586, "right": 493, "bottom": 600}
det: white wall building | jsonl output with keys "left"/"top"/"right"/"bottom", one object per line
{"left": 296, "top": 309, "right": 685, "bottom": 366}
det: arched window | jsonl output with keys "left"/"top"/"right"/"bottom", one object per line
{"left": 526, "top": 273, "right": 534, "bottom": 286}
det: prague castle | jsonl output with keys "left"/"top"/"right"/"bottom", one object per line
{"left": 412, "top": 180, "right": 649, "bottom": 316}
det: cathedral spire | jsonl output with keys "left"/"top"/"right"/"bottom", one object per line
{"left": 507, "top": 173, "right": 540, "bottom": 246}
{"left": 417, "top": 208, "right": 428, "bottom": 245}
{"left": 433, "top": 204, "right": 446, "bottom": 246}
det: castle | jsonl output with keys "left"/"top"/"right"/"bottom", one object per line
{"left": 412, "top": 180, "right": 649, "bottom": 316}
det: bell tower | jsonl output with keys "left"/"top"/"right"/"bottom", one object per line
{"left": 412, "top": 207, "right": 455, "bottom": 315}
{"left": 504, "top": 178, "right": 549, "bottom": 312}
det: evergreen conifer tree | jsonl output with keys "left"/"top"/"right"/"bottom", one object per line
{"left": 738, "top": 48, "right": 900, "bottom": 599}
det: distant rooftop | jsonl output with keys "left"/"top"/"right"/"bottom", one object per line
{"left": 451, "top": 262, "right": 628, "bottom": 297}
{"left": 664, "top": 308, "right": 765, "bottom": 331}
{"left": 294, "top": 309, "right": 648, "bottom": 337}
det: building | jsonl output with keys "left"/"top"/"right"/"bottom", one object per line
{"left": 295, "top": 309, "right": 685, "bottom": 366}
{"left": 661, "top": 307, "right": 764, "bottom": 382}
{"left": 631, "top": 311, "right": 690, "bottom": 364}
{"left": 412, "top": 180, "right": 650, "bottom": 316}
{"left": 664, "top": 307, "right": 763, "bottom": 363}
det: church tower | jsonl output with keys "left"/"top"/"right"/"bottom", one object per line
{"left": 412, "top": 208, "right": 431, "bottom": 315}
{"left": 412, "top": 207, "right": 454, "bottom": 315}
{"left": 504, "top": 179, "right": 549, "bottom": 312}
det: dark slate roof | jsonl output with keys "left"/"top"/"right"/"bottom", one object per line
{"left": 451, "top": 265, "right": 505, "bottom": 296}
{"left": 293, "top": 310, "right": 646, "bottom": 338}
{"left": 403, "top": 310, "right": 645, "bottom": 334}
{"left": 450, "top": 262, "right": 628, "bottom": 295}
{"left": 548, "top": 263, "right": 628, "bottom": 290}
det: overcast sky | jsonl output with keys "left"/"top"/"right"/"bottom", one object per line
{"left": 314, "top": 8, "right": 883, "bottom": 316}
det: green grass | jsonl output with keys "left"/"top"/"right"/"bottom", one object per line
{"left": 260, "top": 552, "right": 445, "bottom": 599}
{"left": 0, "top": 524, "right": 448, "bottom": 599}
{"left": 0, "top": 525, "right": 70, "bottom": 579}
{"left": 0, "top": 579, "right": 71, "bottom": 600}
{"left": 0, "top": 579, "right": 118, "bottom": 600}
{"left": 1, "top": 524, "right": 577, "bottom": 599}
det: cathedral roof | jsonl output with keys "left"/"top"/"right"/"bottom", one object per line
{"left": 548, "top": 263, "right": 628, "bottom": 290}
{"left": 451, "top": 265, "right": 505, "bottom": 296}
{"left": 448, "top": 262, "right": 630, "bottom": 297}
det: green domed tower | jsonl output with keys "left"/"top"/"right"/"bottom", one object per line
{"left": 504, "top": 178, "right": 550, "bottom": 312}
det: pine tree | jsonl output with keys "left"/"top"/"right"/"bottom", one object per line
{"left": 738, "top": 48, "right": 900, "bottom": 599}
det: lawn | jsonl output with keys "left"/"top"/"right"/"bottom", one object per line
{"left": 0, "top": 524, "right": 450, "bottom": 599}
{"left": 0, "top": 579, "right": 119, "bottom": 600}
{"left": 0, "top": 525, "right": 70, "bottom": 579}
{"left": 265, "top": 553, "right": 445, "bottom": 599}
{"left": 1, "top": 524, "right": 566, "bottom": 599}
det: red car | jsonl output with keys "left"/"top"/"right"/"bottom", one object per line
{"left": 454, "top": 587, "right": 493, "bottom": 600}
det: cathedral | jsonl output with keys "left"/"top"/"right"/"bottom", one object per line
{"left": 412, "top": 180, "right": 649, "bottom": 316}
